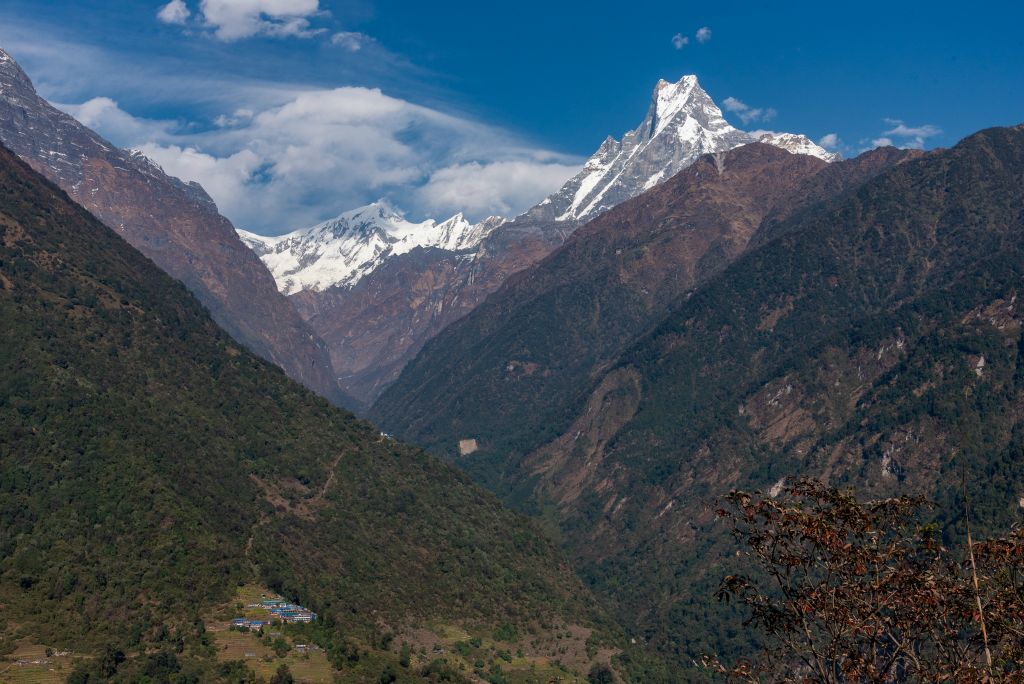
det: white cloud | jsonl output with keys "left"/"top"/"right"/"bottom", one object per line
{"left": 673, "top": 27, "right": 710, "bottom": 49}
{"left": 722, "top": 96, "right": 776, "bottom": 125}
{"left": 331, "top": 31, "right": 370, "bottom": 51}
{"left": 61, "top": 87, "right": 581, "bottom": 232}
{"left": 865, "top": 119, "right": 941, "bottom": 150}
{"left": 415, "top": 160, "right": 582, "bottom": 218}
{"left": 213, "top": 107, "right": 255, "bottom": 127}
{"left": 880, "top": 118, "right": 941, "bottom": 148}
{"left": 197, "top": 0, "right": 326, "bottom": 41}
{"left": 0, "top": 31, "right": 305, "bottom": 112}
{"left": 155, "top": 0, "right": 368, "bottom": 44}
{"left": 139, "top": 143, "right": 263, "bottom": 206}
{"left": 882, "top": 118, "right": 941, "bottom": 139}
{"left": 157, "top": 0, "right": 191, "bottom": 25}
{"left": 721, "top": 96, "right": 746, "bottom": 112}
{"left": 58, "top": 97, "right": 177, "bottom": 142}
{"left": 818, "top": 133, "right": 840, "bottom": 150}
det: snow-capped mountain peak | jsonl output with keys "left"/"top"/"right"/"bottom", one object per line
{"left": 533, "top": 75, "right": 752, "bottom": 222}
{"left": 647, "top": 75, "right": 736, "bottom": 140}
{"left": 0, "top": 47, "right": 34, "bottom": 94}
{"left": 238, "top": 201, "right": 499, "bottom": 294}
{"left": 651, "top": 76, "right": 701, "bottom": 134}
{"left": 512, "top": 74, "right": 837, "bottom": 227}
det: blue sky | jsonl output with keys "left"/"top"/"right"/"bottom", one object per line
{"left": 0, "top": 0, "right": 1021, "bottom": 233}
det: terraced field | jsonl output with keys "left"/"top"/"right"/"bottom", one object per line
{"left": 211, "top": 630, "right": 334, "bottom": 682}
{"left": 0, "top": 641, "right": 85, "bottom": 684}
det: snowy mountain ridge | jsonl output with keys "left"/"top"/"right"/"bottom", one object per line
{"left": 755, "top": 131, "right": 841, "bottom": 161}
{"left": 238, "top": 202, "right": 503, "bottom": 295}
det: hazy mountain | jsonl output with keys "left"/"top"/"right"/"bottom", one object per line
{"left": 0, "top": 47, "right": 346, "bottom": 405}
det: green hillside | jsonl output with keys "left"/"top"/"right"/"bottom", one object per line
{"left": 0, "top": 143, "right": 607, "bottom": 680}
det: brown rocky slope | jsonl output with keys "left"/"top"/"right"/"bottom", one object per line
{"left": 371, "top": 143, "right": 920, "bottom": 461}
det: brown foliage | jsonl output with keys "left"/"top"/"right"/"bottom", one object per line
{"left": 708, "top": 480, "right": 1024, "bottom": 682}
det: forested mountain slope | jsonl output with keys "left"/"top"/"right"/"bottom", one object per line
{"left": 375, "top": 125, "right": 1024, "bottom": 674}
{"left": 0, "top": 143, "right": 603, "bottom": 677}
{"left": 559, "top": 124, "right": 1024, "bottom": 666}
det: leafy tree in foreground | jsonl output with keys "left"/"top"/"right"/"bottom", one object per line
{"left": 708, "top": 479, "right": 1024, "bottom": 682}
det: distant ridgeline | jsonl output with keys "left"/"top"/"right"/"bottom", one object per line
{"left": 0, "top": 143, "right": 625, "bottom": 681}
{"left": 373, "top": 125, "right": 1024, "bottom": 675}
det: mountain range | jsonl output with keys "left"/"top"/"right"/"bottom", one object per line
{"left": 3, "top": 37, "right": 1023, "bottom": 683}
{"left": 241, "top": 74, "right": 837, "bottom": 405}
{"left": 238, "top": 203, "right": 503, "bottom": 295}
{"left": 370, "top": 141, "right": 918, "bottom": 458}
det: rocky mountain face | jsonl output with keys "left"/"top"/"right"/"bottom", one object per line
{"left": 0, "top": 47, "right": 345, "bottom": 405}
{"left": 0, "top": 141, "right": 605, "bottom": 672}
{"left": 250, "top": 75, "right": 836, "bottom": 406}
{"left": 288, "top": 223, "right": 556, "bottom": 407}
{"left": 288, "top": 246, "right": 497, "bottom": 406}
{"left": 369, "top": 142, "right": 921, "bottom": 458}
{"left": 370, "top": 144, "right": 917, "bottom": 457}
{"left": 372, "top": 125, "right": 1024, "bottom": 670}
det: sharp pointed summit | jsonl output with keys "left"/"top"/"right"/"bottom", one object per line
{"left": 647, "top": 75, "right": 730, "bottom": 137}
{"left": 0, "top": 47, "right": 35, "bottom": 94}
{"left": 508, "top": 74, "right": 836, "bottom": 227}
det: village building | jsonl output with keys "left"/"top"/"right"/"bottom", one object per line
{"left": 231, "top": 595, "right": 317, "bottom": 630}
